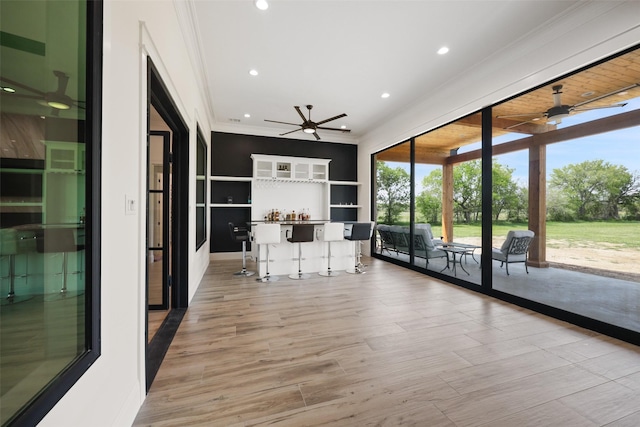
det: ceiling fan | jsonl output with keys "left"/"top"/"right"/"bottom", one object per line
{"left": 265, "top": 105, "right": 350, "bottom": 140}
{"left": 497, "top": 83, "right": 638, "bottom": 129}
{"left": 0, "top": 70, "right": 85, "bottom": 116}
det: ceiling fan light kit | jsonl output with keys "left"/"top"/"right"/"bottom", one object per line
{"left": 264, "top": 104, "right": 351, "bottom": 140}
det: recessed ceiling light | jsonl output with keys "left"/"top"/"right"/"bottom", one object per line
{"left": 340, "top": 125, "right": 347, "bottom": 129}
{"left": 437, "top": 46, "right": 449, "bottom": 55}
{"left": 249, "top": 69, "right": 259, "bottom": 76}
{"left": 532, "top": 118, "right": 540, "bottom": 121}
{"left": 244, "top": 113, "right": 251, "bottom": 118}
{"left": 581, "top": 91, "right": 595, "bottom": 98}
{"left": 618, "top": 91, "right": 628, "bottom": 96}
{"left": 1, "top": 86, "right": 16, "bottom": 93}
{"left": 381, "top": 92, "right": 390, "bottom": 99}
{"left": 255, "top": 0, "right": 269, "bottom": 11}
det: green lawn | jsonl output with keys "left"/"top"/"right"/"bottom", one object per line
{"left": 424, "top": 221, "right": 640, "bottom": 249}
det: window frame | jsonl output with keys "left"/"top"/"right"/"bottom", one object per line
{"left": 195, "top": 126, "right": 207, "bottom": 250}
{"left": 6, "top": 1, "right": 103, "bottom": 425}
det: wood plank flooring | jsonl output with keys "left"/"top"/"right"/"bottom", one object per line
{"left": 133, "top": 257, "right": 640, "bottom": 426}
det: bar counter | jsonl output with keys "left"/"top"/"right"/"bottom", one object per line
{"left": 248, "top": 221, "right": 356, "bottom": 277}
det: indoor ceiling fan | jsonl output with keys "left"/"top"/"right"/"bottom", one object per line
{"left": 265, "top": 105, "right": 350, "bottom": 140}
{"left": 0, "top": 70, "right": 85, "bottom": 116}
{"left": 497, "top": 83, "right": 638, "bottom": 128}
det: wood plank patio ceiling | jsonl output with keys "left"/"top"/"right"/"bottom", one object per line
{"left": 378, "top": 48, "right": 640, "bottom": 165}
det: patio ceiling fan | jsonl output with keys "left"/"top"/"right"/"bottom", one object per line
{"left": 0, "top": 70, "right": 85, "bottom": 116}
{"left": 264, "top": 105, "right": 350, "bottom": 140}
{"left": 497, "top": 83, "right": 638, "bottom": 128}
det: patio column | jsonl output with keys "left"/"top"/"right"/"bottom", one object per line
{"left": 528, "top": 144, "right": 549, "bottom": 268}
{"left": 442, "top": 163, "right": 454, "bottom": 242}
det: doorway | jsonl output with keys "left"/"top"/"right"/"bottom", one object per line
{"left": 147, "top": 128, "right": 171, "bottom": 323}
{"left": 145, "top": 60, "right": 189, "bottom": 391}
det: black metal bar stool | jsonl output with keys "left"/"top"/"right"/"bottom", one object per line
{"left": 286, "top": 224, "right": 315, "bottom": 280}
{"left": 345, "top": 222, "right": 373, "bottom": 274}
{"left": 318, "top": 222, "right": 344, "bottom": 277}
{"left": 228, "top": 222, "right": 255, "bottom": 276}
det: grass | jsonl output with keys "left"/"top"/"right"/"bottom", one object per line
{"left": 388, "top": 220, "right": 640, "bottom": 249}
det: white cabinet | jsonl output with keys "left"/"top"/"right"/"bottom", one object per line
{"left": 251, "top": 154, "right": 329, "bottom": 182}
{"left": 251, "top": 154, "right": 331, "bottom": 220}
{"left": 45, "top": 141, "right": 85, "bottom": 173}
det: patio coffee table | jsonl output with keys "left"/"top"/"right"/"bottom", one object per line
{"left": 448, "top": 242, "right": 481, "bottom": 264}
{"left": 436, "top": 244, "right": 479, "bottom": 276}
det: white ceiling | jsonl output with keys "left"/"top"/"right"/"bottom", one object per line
{"left": 189, "top": 0, "right": 618, "bottom": 144}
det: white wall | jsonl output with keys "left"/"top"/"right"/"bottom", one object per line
{"left": 356, "top": 1, "right": 640, "bottom": 244}
{"left": 38, "top": 1, "right": 211, "bottom": 425}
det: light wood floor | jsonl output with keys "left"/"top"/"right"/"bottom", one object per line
{"left": 133, "top": 257, "right": 640, "bottom": 426}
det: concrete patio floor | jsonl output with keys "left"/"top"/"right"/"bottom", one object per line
{"left": 377, "top": 251, "right": 640, "bottom": 333}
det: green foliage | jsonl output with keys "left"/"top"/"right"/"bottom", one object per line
{"left": 375, "top": 161, "right": 410, "bottom": 224}
{"left": 416, "top": 169, "right": 443, "bottom": 223}
{"left": 549, "top": 160, "right": 640, "bottom": 220}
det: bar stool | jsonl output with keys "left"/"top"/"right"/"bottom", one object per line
{"left": 318, "top": 222, "right": 344, "bottom": 277}
{"left": 228, "top": 222, "right": 255, "bottom": 276}
{"left": 286, "top": 224, "right": 315, "bottom": 280}
{"left": 0, "top": 228, "right": 32, "bottom": 304}
{"left": 345, "top": 222, "right": 373, "bottom": 274}
{"left": 253, "top": 223, "right": 281, "bottom": 282}
{"left": 37, "top": 227, "right": 84, "bottom": 299}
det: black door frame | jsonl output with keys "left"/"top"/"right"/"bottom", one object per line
{"left": 145, "top": 59, "right": 189, "bottom": 391}
{"left": 147, "top": 130, "right": 171, "bottom": 310}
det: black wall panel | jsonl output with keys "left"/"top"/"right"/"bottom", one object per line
{"left": 210, "top": 132, "right": 358, "bottom": 253}
{"left": 211, "top": 132, "right": 357, "bottom": 181}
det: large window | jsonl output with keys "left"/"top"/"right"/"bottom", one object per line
{"left": 0, "top": 1, "right": 100, "bottom": 425}
{"left": 196, "top": 128, "right": 207, "bottom": 250}
{"left": 372, "top": 46, "right": 640, "bottom": 342}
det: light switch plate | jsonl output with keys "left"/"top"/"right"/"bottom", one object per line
{"left": 125, "top": 195, "right": 136, "bottom": 215}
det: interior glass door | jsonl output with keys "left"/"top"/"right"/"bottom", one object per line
{"left": 147, "top": 131, "right": 171, "bottom": 310}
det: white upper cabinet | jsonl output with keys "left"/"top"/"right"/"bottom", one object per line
{"left": 251, "top": 154, "right": 329, "bottom": 182}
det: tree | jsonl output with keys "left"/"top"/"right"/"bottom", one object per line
{"left": 376, "top": 161, "right": 410, "bottom": 224}
{"left": 453, "top": 160, "right": 483, "bottom": 223}
{"left": 416, "top": 169, "right": 443, "bottom": 223}
{"left": 549, "top": 160, "right": 640, "bottom": 220}
{"left": 416, "top": 159, "right": 524, "bottom": 224}
{"left": 491, "top": 162, "right": 519, "bottom": 221}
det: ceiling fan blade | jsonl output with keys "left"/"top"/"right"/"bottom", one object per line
{"left": 572, "top": 103, "right": 628, "bottom": 112}
{"left": 294, "top": 106, "right": 307, "bottom": 122}
{"left": 317, "top": 126, "right": 351, "bottom": 132}
{"left": 279, "top": 128, "right": 302, "bottom": 136}
{"left": 316, "top": 113, "right": 347, "bottom": 126}
{"left": 313, "top": 131, "right": 321, "bottom": 140}
{"left": 53, "top": 70, "right": 69, "bottom": 95}
{"left": 265, "top": 119, "right": 300, "bottom": 126}
{"left": 0, "top": 92, "right": 41, "bottom": 100}
{"left": 503, "top": 120, "right": 536, "bottom": 130}
{"left": 0, "top": 76, "right": 45, "bottom": 96}
{"left": 496, "top": 112, "right": 545, "bottom": 119}
{"left": 573, "top": 83, "right": 639, "bottom": 108}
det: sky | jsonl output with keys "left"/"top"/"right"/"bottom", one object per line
{"left": 398, "top": 97, "right": 640, "bottom": 191}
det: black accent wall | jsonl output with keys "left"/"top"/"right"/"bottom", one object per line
{"left": 210, "top": 132, "right": 358, "bottom": 253}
